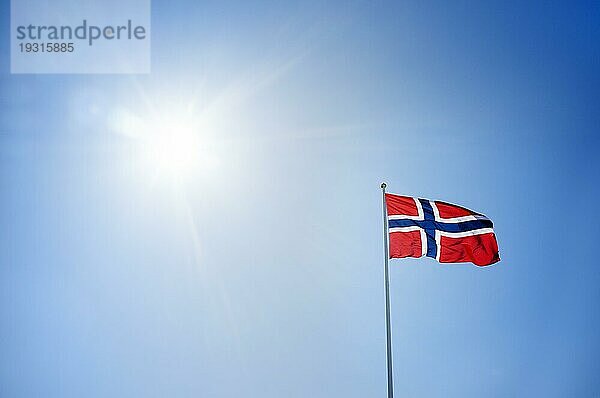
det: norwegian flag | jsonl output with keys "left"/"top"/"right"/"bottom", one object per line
{"left": 385, "top": 193, "right": 499, "bottom": 266}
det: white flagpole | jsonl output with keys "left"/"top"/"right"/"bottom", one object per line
{"left": 381, "top": 182, "right": 394, "bottom": 398}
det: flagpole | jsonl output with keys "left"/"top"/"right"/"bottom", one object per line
{"left": 381, "top": 182, "right": 394, "bottom": 398}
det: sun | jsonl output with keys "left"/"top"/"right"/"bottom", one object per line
{"left": 111, "top": 104, "right": 219, "bottom": 180}
{"left": 141, "top": 116, "right": 202, "bottom": 175}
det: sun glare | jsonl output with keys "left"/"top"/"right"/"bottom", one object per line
{"left": 143, "top": 117, "right": 201, "bottom": 174}
{"left": 111, "top": 105, "right": 219, "bottom": 180}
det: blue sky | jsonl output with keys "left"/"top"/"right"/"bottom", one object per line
{"left": 1, "top": 1, "right": 599, "bottom": 397}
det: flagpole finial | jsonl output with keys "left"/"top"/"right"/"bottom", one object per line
{"left": 381, "top": 182, "right": 387, "bottom": 189}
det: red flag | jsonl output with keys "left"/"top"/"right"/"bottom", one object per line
{"left": 385, "top": 193, "right": 499, "bottom": 266}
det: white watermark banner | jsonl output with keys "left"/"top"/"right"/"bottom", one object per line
{"left": 11, "top": 0, "right": 150, "bottom": 73}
